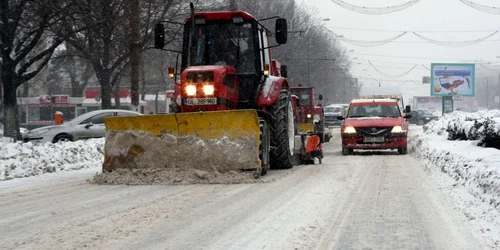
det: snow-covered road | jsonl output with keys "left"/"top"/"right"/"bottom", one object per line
{"left": 0, "top": 128, "right": 487, "bottom": 250}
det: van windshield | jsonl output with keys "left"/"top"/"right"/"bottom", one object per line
{"left": 347, "top": 104, "right": 401, "bottom": 118}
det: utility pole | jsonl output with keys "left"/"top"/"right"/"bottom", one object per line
{"left": 128, "top": 0, "right": 141, "bottom": 111}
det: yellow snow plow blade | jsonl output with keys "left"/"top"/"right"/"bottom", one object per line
{"left": 101, "top": 110, "right": 261, "bottom": 176}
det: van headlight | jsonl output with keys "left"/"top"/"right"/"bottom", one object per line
{"left": 343, "top": 126, "right": 356, "bottom": 134}
{"left": 391, "top": 126, "right": 405, "bottom": 133}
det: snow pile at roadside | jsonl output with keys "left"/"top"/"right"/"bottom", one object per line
{"left": 0, "top": 139, "right": 104, "bottom": 181}
{"left": 409, "top": 110, "right": 500, "bottom": 247}
{"left": 410, "top": 135, "right": 500, "bottom": 210}
{"left": 424, "top": 110, "right": 500, "bottom": 150}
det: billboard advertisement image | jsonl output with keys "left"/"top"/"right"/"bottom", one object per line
{"left": 431, "top": 63, "right": 475, "bottom": 96}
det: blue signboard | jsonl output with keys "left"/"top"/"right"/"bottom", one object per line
{"left": 430, "top": 63, "right": 475, "bottom": 97}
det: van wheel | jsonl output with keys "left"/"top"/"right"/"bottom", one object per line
{"left": 398, "top": 147, "right": 408, "bottom": 155}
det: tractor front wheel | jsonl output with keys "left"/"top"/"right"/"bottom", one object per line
{"left": 269, "top": 89, "right": 295, "bottom": 169}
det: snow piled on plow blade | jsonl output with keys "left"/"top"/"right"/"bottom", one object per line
{"left": 93, "top": 110, "right": 263, "bottom": 185}
{"left": 93, "top": 131, "right": 261, "bottom": 185}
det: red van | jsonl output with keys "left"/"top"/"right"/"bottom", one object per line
{"left": 337, "top": 99, "right": 412, "bottom": 155}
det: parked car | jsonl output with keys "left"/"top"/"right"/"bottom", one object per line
{"left": 408, "top": 110, "right": 439, "bottom": 125}
{"left": 0, "top": 122, "right": 29, "bottom": 138}
{"left": 324, "top": 104, "right": 346, "bottom": 127}
{"left": 24, "top": 109, "right": 142, "bottom": 143}
{"left": 338, "top": 99, "right": 412, "bottom": 155}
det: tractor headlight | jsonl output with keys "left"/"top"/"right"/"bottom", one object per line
{"left": 306, "top": 113, "right": 312, "bottom": 119}
{"left": 391, "top": 126, "right": 405, "bottom": 133}
{"left": 203, "top": 84, "right": 215, "bottom": 96}
{"left": 343, "top": 126, "right": 356, "bottom": 134}
{"left": 185, "top": 85, "right": 197, "bottom": 96}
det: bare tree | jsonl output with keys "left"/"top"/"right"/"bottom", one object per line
{"left": 56, "top": 0, "right": 185, "bottom": 109}
{"left": 47, "top": 44, "right": 94, "bottom": 97}
{"left": 0, "top": 0, "right": 67, "bottom": 137}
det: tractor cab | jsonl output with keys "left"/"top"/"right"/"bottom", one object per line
{"left": 157, "top": 11, "right": 287, "bottom": 112}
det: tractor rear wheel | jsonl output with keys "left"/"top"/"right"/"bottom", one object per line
{"left": 269, "top": 89, "right": 295, "bottom": 169}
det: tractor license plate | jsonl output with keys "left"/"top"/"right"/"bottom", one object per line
{"left": 184, "top": 98, "right": 217, "bottom": 105}
{"left": 364, "top": 137, "right": 384, "bottom": 143}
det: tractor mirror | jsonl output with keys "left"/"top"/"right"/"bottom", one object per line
{"left": 280, "top": 65, "right": 287, "bottom": 77}
{"left": 318, "top": 94, "right": 323, "bottom": 101}
{"left": 405, "top": 105, "right": 411, "bottom": 113}
{"left": 275, "top": 18, "right": 288, "bottom": 44}
{"left": 154, "top": 23, "right": 165, "bottom": 49}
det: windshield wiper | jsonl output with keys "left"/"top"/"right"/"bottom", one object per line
{"left": 349, "top": 115, "right": 365, "bottom": 118}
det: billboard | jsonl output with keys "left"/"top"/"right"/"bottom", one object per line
{"left": 430, "top": 63, "right": 475, "bottom": 96}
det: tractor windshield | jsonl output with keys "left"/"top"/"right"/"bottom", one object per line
{"left": 291, "top": 89, "right": 313, "bottom": 106}
{"left": 183, "top": 21, "right": 255, "bottom": 73}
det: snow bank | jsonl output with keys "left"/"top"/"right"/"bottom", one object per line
{"left": 409, "top": 110, "right": 500, "bottom": 247}
{"left": 424, "top": 110, "right": 500, "bottom": 150}
{"left": 410, "top": 135, "right": 500, "bottom": 210}
{"left": 413, "top": 110, "right": 500, "bottom": 209}
{"left": 0, "top": 139, "right": 104, "bottom": 181}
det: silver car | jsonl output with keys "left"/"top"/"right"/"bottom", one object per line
{"left": 24, "top": 109, "right": 142, "bottom": 143}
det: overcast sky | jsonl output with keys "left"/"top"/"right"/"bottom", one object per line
{"left": 304, "top": 0, "right": 500, "bottom": 102}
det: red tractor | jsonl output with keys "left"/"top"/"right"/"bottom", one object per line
{"left": 151, "top": 4, "right": 295, "bottom": 175}
{"left": 290, "top": 86, "right": 325, "bottom": 164}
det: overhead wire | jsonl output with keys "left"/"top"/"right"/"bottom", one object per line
{"left": 412, "top": 31, "right": 499, "bottom": 47}
{"left": 357, "top": 77, "right": 422, "bottom": 83}
{"left": 353, "top": 58, "right": 421, "bottom": 66}
{"left": 479, "top": 63, "right": 500, "bottom": 71}
{"left": 353, "top": 61, "right": 428, "bottom": 70}
{"left": 324, "top": 26, "right": 500, "bottom": 33}
{"left": 350, "top": 52, "right": 500, "bottom": 62}
{"left": 328, "top": 30, "right": 500, "bottom": 47}
{"left": 328, "top": 0, "right": 421, "bottom": 15}
{"left": 328, "top": 30, "right": 408, "bottom": 47}
{"left": 459, "top": 0, "right": 500, "bottom": 15}
{"left": 369, "top": 61, "right": 418, "bottom": 78}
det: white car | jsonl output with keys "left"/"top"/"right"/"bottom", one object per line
{"left": 0, "top": 122, "right": 28, "bottom": 138}
{"left": 24, "top": 109, "right": 142, "bottom": 143}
